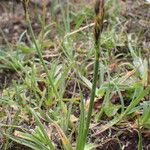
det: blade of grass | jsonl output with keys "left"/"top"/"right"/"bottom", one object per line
{"left": 52, "top": 121, "right": 73, "bottom": 150}
{"left": 76, "top": 99, "right": 85, "bottom": 150}
{"left": 13, "top": 131, "right": 49, "bottom": 150}
{"left": 5, "top": 135, "right": 46, "bottom": 150}
{"left": 25, "top": 7, "right": 67, "bottom": 114}
{"left": 123, "top": 86, "right": 150, "bottom": 116}
{"left": 29, "top": 108, "right": 55, "bottom": 150}
{"left": 79, "top": 1, "right": 105, "bottom": 149}
{"left": 137, "top": 119, "right": 143, "bottom": 150}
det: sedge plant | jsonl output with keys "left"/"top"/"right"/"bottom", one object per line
{"left": 23, "top": 0, "right": 68, "bottom": 114}
{"left": 77, "top": 0, "right": 105, "bottom": 149}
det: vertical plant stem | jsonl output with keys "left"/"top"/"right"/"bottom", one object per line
{"left": 79, "top": 1, "right": 105, "bottom": 149}
{"left": 26, "top": 16, "right": 59, "bottom": 99}
{"left": 137, "top": 119, "right": 143, "bottom": 150}
{"left": 24, "top": 3, "right": 67, "bottom": 113}
{"left": 22, "top": 0, "right": 28, "bottom": 20}
{"left": 83, "top": 40, "right": 100, "bottom": 142}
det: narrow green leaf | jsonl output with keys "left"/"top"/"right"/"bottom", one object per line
{"left": 76, "top": 99, "right": 85, "bottom": 150}
{"left": 29, "top": 108, "right": 55, "bottom": 150}
{"left": 124, "top": 86, "right": 150, "bottom": 116}
{"left": 5, "top": 134, "right": 45, "bottom": 150}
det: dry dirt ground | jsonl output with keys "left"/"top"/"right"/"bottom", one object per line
{"left": 0, "top": 0, "right": 149, "bottom": 44}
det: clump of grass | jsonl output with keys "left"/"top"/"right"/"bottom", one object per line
{"left": 1, "top": 0, "right": 150, "bottom": 149}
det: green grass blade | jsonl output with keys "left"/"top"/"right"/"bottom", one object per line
{"left": 76, "top": 99, "right": 85, "bottom": 150}
{"left": 137, "top": 119, "right": 143, "bottom": 150}
{"left": 123, "top": 86, "right": 150, "bottom": 116}
{"left": 29, "top": 108, "right": 55, "bottom": 150}
{"left": 5, "top": 134, "right": 45, "bottom": 150}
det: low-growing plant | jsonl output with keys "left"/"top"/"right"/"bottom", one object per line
{"left": 1, "top": 0, "right": 150, "bottom": 150}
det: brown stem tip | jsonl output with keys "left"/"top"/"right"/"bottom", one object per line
{"left": 94, "top": 0, "right": 105, "bottom": 41}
